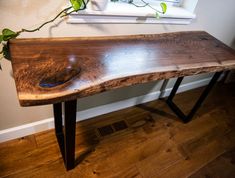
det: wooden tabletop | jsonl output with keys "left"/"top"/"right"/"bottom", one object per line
{"left": 9, "top": 31, "right": 235, "bottom": 106}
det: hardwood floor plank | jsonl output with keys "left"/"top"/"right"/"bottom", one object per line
{"left": 0, "top": 83, "right": 235, "bottom": 178}
{"left": 108, "top": 166, "right": 143, "bottom": 178}
{"left": 136, "top": 140, "right": 184, "bottom": 178}
{"left": 189, "top": 148, "right": 235, "bottom": 178}
{"left": 156, "top": 139, "right": 228, "bottom": 178}
{"left": 0, "top": 135, "right": 37, "bottom": 177}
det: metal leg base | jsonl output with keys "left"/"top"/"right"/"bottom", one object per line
{"left": 53, "top": 100, "right": 77, "bottom": 171}
{"left": 166, "top": 72, "right": 223, "bottom": 123}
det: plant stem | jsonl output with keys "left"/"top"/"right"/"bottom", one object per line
{"left": 1, "top": 1, "right": 91, "bottom": 68}
{"left": 15, "top": 0, "right": 90, "bottom": 34}
{"left": 131, "top": 0, "right": 163, "bottom": 14}
{"left": 130, "top": 2, "right": 148, "bottom": 8}
{"left": 17, "top": 6, "right": 73, "bottom": 34}
{"left": 61, "top": 0, "right": 89, "bottom": 18}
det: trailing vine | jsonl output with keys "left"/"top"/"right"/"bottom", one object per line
{"left": 111, "top": 0, "right": 167, "bottom": 18}
{"left": 0, "top": 0, "right": 89, "bottom": 69}
{"left": 0, "top": 0, "right": 166, "bottom": 69}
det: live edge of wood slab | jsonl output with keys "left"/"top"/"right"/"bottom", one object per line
{"left": 9, "top": 31, "right": 235, "bottom": 106}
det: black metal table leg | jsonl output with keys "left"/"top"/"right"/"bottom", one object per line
{"left": 53, "top": 100, "right": 77, "bottom": 171}
{"left": 53, "top": 103, "right": 65, "bottom": 159}
{"left": 64, "top": 100, "right": 77, "bottom": 170}
{"left": 166, "top": 72, "right": 223, "bottom": 123}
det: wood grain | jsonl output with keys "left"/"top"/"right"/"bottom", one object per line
{"left": 0, "top": 83, "right": 235, "bottom": 178}
{"left": 9, "top": 31, "right": 235, "bottom": 106}
{"left": 189, "top": 149, "right": 235, "bottom": 178}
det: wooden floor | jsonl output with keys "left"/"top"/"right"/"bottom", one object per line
{"left": 1, "top": 82, "right": 235, "bottom": 178}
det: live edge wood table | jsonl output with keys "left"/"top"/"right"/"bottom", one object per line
{"left": 9, "top": 31, "right": 235, "bottom": 170}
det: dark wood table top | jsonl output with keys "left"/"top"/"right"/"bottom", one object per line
{"left": 9, "top": 31, "right": 235, "bottom": 106}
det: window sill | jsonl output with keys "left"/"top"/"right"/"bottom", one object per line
{"left": 67, "top": 2, "right": 196, "bottom": 24}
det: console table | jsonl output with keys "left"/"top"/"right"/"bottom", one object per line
{"left": 9, "top": 31, "right": 235, "bottom": 170}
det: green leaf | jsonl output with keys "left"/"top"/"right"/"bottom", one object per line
{"left": 2, "top": 28, "right": 15, "bottom": 36}
{"left": 70, "top": 0, "right": 81, "bottom": 11}
{"left": 155, "top": 12, "right": 160, "bottom": 19}
{"left": 0, "top": 35, "right": 3, "bottom": 43}
{"left": 160, "top": 2, "right": 167, "bottom": 14}
{"left": 2, "top": 28, "right": 18, "bottom": 41}
{"left": 2, "top": 43, "right": 11, "bottom": 60}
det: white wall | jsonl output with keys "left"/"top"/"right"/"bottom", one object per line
{"left": 0, "top": 0, "right": 235, "bottom": 131}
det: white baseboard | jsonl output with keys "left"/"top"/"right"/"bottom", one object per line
{"left": 0, "top": 77, "right": 212, "bottom": 143}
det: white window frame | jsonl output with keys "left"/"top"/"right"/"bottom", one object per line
{"left": 67, "top": 0, "right": 198, "bottom": 24}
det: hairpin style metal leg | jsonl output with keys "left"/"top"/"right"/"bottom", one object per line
{"left": 166, "top": 72, "right": 223, "bottom": 123}
{"left": 53, "top": 100, "right": 77, "bottom": 171}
